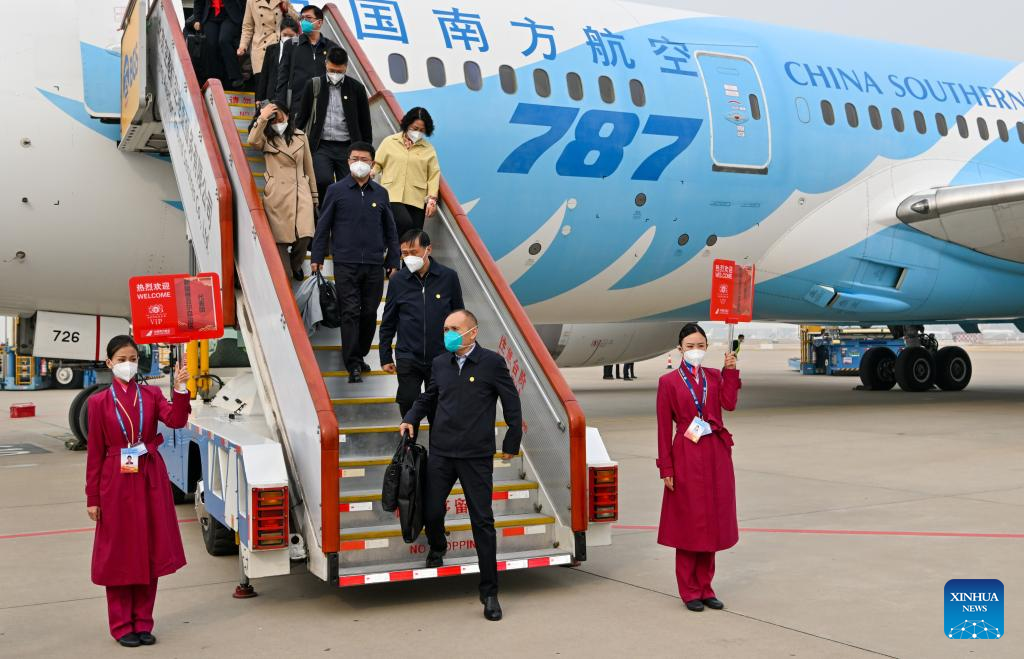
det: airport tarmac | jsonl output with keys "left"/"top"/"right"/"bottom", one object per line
{"left": 1, "top": 345, "right": 1021, "bottom": 658}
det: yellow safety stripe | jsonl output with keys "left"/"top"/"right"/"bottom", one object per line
{"left": 340, "top": 481, "right": 537, "bottom": 503}
{"left": 340, "top": 516, "right": 554, "bottom": 541}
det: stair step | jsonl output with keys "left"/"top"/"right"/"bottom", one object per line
{"left": 341, "top": 514, "right": 554, "bottom": 542}
{"left": 339, "top": 421, "right": 507, "bottom": 438}
{"left": 332, "top": 396, "right": 396, "bottom": 406}
{"left": 337, "top": 550, "right": 573, "bottom": 587}
{"left": 339, "top": 480, "right": 539, "bottom": 524}
{"left": 340, "top": 450, "right": 519, "bottom": 467}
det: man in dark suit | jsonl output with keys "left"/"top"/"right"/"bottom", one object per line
{"left": 294, "top": 47, "right": 372, "bottom": 202}
{"left": 400, "top": 310, "right": 523, "bottom": 622}
{"left": 192, "top": 0, "right": 246, "bottom": 88}
{"left": 274, "top": 4, "right": 337, "bottom": 109}
{"left": 255, "top": 16, "right": 299, "bottom": 102}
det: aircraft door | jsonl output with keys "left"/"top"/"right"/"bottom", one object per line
{"left": 695, "top": 52, "right": 771, "bottom": 174}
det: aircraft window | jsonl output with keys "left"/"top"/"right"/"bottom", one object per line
{"left": 795, "top": 97, "right": 811, "bottom": 123}
{"left": 914, "top": 111, "right": 927, "bottom": 135}
{"left": 935, "top": 113, "right": 949, "bottom": 136}
{"left": 629, "top": 79, "right": 646, "bottom": 107}
{"left": 868, "top": 105, "right": 883, "bottom": 130}
{"left": 891, "top": 108, "right": 905, "bottom": 132}
{"left": 567, "top": 72, "right": 584, "bottom": 101}
{"left": 977, "top": 118, "right": 990, "bottom": 141}
{"left": 820, "top": 100, "right": 835, "bottom": 126}
{"left": 463, "top": 61, "right": 483, "bottom": 91}
{"left": 426, "top": 57, "right": 446, "bottom": 88}
{"left": 844, "top": 103, "right": 859, "bottom": 128}
{"left": 533, "top": 68, "right": 551, "bottom": 97}
{"left": 749, "top": 94, "right": 762, "bottom": 120}
{"left": 997, "top": 119, "right": 1010, "bottom": 142}
{"left": 956, "top": 115, "right": 969, "bottom": 138}
{"left": 599, "top": 75, "right": 615, "bottom": 103}
{"left": 499, "top": 65, "right": 517, "bottom": 94}
{"left": 1017, "top": 121, "right": 1024, "bottom": 144}
{"left": 388, "top": 53, "right": 408, "bottom": 85}
{"left": 677, "top": 233, "right": 689, "bottom": 246}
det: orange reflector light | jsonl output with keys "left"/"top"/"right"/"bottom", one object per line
{"left": 588, "top": 466, "right": 618, "bottom": 523}
{"left": 252, "top": 486, "right": 289, "bottom": 550}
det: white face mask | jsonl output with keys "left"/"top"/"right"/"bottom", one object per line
{"left": 403, "top": 255, "right": 425, "bottom": 273}
{"left": 272, "top": 122, "right": 287, "bottom": 135}
{"left": 112, "top": 361, "right": 138, "bottom": 382}
{"left": 682, "top": 349, "right": 706, "bottom": 367}
{"left": 326, "top": 71, "right": 344, "bottom": 84}
{"left": 407, "top": 130, "right": 424, "bottom": 143}
{"left": 350, "top": 161, "right": 372, "bottom": 179}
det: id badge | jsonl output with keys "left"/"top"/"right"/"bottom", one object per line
{"left": 120, "top": 445, "right": 146, "bottom": 474}
{"left": 683, "top": 417, "right": 712, "bottom": 444}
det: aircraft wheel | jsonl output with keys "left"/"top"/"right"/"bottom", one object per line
{"left": 54, "top": 366, "right": 84, "bottom": 390}
{"left": 935, "top": 346, "right": 972, "bottom": 391}
{"left": 66, "top": 384, "right": 102, "bottom": 449}
{"left": 859, "top": 347, "right": 897, "bottom": 390}
{"left": 896, "top": 347, "right": 935, "bottom": 392}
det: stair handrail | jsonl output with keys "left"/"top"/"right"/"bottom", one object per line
{"left": 204, "top": 81, "right": 341, "bottom": 553}
{"left": 323, "top": 4, "right": 588, "bottom": 533}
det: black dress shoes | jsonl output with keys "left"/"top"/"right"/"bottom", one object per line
{"left": 348, "top": 366, "right": 363, "bottom": 383}
{"left": 293, "top": 268, "right": 304, "bottom": 282}
{"left": 137, "top": 632, "right": 157, "bottom": 645}
{"left": 703, "top": 597, "right": 724, "bottom": 610}
{"left": 483, "top": 595, "right": 503, "bottom": 621}
{"left": 425, "top": 550, "right": 445, "bottom": 568}
{"left": 117, "top": 633, "right": 142, "bottom": 647}
{"left": 360, "top": 360, "right": 373, "bottom": 373}
{"left": 685, "top": 599, "right": 705, "bottom": 612}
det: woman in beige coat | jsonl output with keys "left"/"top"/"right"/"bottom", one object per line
{"left": 373, "top": 107, "right": 441, "bottom": 237}
{"left": 248, "top": 102, "right": 318, "bottom": 280}
{"left": 236, "top": 1, "right": 299, "bottom": 87}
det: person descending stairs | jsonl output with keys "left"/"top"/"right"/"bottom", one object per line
{"left": 228, "top": 92, "right": 562, "bottom": 583}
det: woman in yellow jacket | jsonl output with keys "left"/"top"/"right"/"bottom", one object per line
{"left": 373, "top": 107, "right": 441, "bottom": 237}
{"left": 236, "top": 1, "right": 299, "bottom": 91}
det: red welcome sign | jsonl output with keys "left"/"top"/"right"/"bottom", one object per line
{"left": 129, "top": 273, "right": 224, "bottom": 344}
{"left": 710, "top": 260, "right": 755, "bottom": 324}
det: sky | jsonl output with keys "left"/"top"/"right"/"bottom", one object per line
{"left": 640, "top": 0, "right": 1022, "bottom": 61}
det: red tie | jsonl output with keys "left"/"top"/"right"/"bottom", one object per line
{"left": 212, "top": 0, "right": 223, "bottom": 16}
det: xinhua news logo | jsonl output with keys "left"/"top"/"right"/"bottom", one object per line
{"left": 945, "top": 579, "right": 1003, "bottom": 640}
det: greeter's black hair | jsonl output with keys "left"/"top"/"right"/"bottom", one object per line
{"left": 678, "top": 323, "right": 708, "bottom": 345}
{"left": 106, "top": 334, "right": 139, "bottom": 359}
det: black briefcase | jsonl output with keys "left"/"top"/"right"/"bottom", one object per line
{"left": 316, "top": 271, "right": 341, "bottom": 329}
{"left": 397, "top": 440, "right": 427, "bottom": 543}
{"left": 381, "top": 438, "right": 405, "bottom": 513}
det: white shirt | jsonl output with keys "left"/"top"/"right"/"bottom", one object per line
{"left": 456, "top": 343, "right": 476, "bottom": 372}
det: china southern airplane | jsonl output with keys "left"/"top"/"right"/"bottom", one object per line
{"left": 3, "top": 0, "right": 1023, "bottom": 394}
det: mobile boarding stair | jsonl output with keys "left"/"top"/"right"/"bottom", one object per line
{"left": 135, "top": 0, "right": 616, "bottom": 588}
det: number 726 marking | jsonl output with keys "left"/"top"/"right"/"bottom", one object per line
{"left": 497, "top": 103, "right": 703, "bottom": 181}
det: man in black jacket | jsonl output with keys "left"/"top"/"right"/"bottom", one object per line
{"left": 255, "top": 17, "right": 299, "bottom": 102}
{"left": 192, "top": 0, "right": 245, "bottom": 88}
{"left": 380, "top": 230, "right": 463, "bottom": 435}
{"left": 274, "top": 4, "right": 337, "bottom": 109}
{"left": 294, "top": 47, "right": 372, "bottom": 202}
{"left": 400, "top": 310, "right": 523, "bottom": 622}
{"left": 310, "top": 142, "right": 399, "bottom": 382}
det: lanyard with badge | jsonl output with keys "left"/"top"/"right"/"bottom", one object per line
{"left": 679, "top": 364, "right": 712, "bottom": 443}
{"left": 111, "top": 382, "right": 147, "bottom": 474}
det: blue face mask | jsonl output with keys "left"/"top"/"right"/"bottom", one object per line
{"left": 444, "top": 327, "right": 475, "bottom": 353}
{"left": 300, "top": 19, "right": 316, "bottom": 33}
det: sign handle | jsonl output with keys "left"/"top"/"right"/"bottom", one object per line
{"left": 727, "top": 324, "right": 736, "bottom": 358}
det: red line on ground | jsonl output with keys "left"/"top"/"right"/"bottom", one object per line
{"left": 611, "top": 524, "right": 1024, "bottom": 539}
{"left": 0, "top": 518, "right": 196, "bottom": 541}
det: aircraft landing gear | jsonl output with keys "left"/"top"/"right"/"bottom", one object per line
{"left": 860, "top": 326, "right": 972, "bottom": 392}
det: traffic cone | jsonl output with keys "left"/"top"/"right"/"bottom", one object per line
{"left": 666, "top": 353, "right": 674, "bottom": 370}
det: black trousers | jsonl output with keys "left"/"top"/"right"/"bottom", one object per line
{"left": 334, "top": 263, "right": 384, "bottom": 371}
{"left": 390, "top": 202, "right": 426, "bottom": 239}
{"left": 313, "top": 140, "right": 351, "bottom": 203}
{"left": 396, "top": 358, "right": 434, "bottom": 436}
{"left": 425, "top": 454, "right": 497, "bottom": 598}
{"left": 202, "top": 17, "right": 243, "bottom": 86}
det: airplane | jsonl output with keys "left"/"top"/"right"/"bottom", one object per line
{"left": 3, "top": 0, "right": 1023, "bottom": 393}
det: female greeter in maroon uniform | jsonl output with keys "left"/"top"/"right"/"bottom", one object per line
{"left": 85, "top": 336, "right": 191, "bottom": 646}
{"left": 656, "top": 323, "right": 740, "bottom": 612}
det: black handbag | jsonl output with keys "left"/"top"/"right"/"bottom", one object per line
{"left": 396, "top": 440, "right": 427, "bottom": 543}
{"left": 381, "top": 437, "right": 405, "bottom": 513}
{"left": 316, "top": 271, "right": 341, "bottom": 329}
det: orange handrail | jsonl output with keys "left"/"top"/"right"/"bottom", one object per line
{"left": 205, "top": 81, "right": 341, "bottom": 553}
{"left": 155, "top": 0, "right": 235, "bottom": 326}
{"left": 325, "top": 4, "right": 588, "bottom": 532}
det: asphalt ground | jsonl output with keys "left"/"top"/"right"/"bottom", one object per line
{"left": 1, "top": 345, "right": 1021, "bottom": 658}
